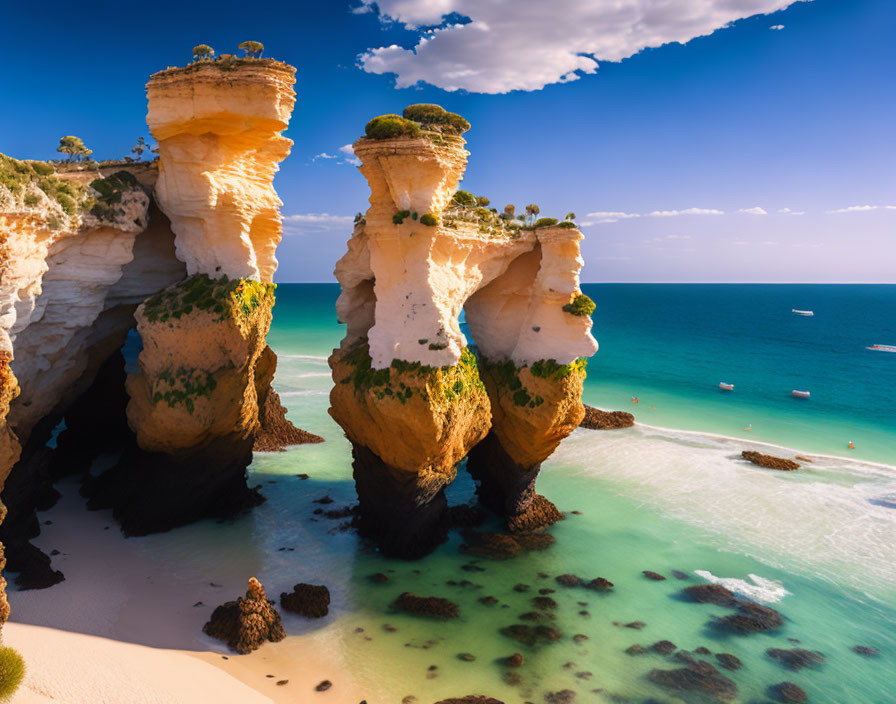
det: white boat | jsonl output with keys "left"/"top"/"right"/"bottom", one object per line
{"left": 792, "top": 389, "right": 811, "bottom": 399}
{"left": 792, "top": 309, "right": 814, "bottom": 316}
{"left": 719, "top": 382, "right": 734, "bottom": 391}
{"left": 867, "top": 344, "right": 896, "bottom": 353}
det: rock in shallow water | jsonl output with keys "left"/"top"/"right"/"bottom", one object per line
{"left": 768, "top": 682, "right": 809, "bottom": 702}
{"left": 682, "top": 583, "right": 738, "bottom": 606}
{"left": 394, "top": 592, "right": 459, "bottom": 619}
{"left": 203, "top": 578, "right": 285, "bottom": 654}
{"left": 579, "top": 405, "right": 634, "bottom": 429}
{"left": 766, "top": 648, "right": 825, "bottom": 671}
{"left": 648, "top": 659, "right": 738, "bottom": 701}
{"left": 280, "top": 583, "right": 330, "bottom": 618}
{"left": 741, "top": 450, "right": 800, "bottom": 471}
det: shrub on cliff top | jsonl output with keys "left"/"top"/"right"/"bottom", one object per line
{"left": 365, "top": 114, "right": 421, "bottom": 140}
{"left": 0, "top": 646, "right": 25, "bottom": 700}
{"left": 533, "top": 217, "right": 558, "bottom": 228}
{"left": 402, "top": 104, "right": 471, "bottom": 135}
{"left": 452, "top": 190, "right": 476, "bottom": 207}
{"left": 192, "top": 44, "right": 215, "bottom": 61}
{"left": 238, "top": 41, "right": 264, "bottom": 58}
{"left": 419, "top": 213, "right": 439, "bottom": 226}
{"left": 562, "top": 293, "right": 596, "bottom": 317}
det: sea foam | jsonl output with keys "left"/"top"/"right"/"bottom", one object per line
{"left": 694, "top": 570, "right": 790, "bottom": 603}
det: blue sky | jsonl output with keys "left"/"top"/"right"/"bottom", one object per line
{"left": 2, "top": 0, "right": 894, "bottom": 282}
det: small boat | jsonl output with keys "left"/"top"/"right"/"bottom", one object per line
{"left": 867, "top": 344, "right": 896, "bottom": 353}
{"left": 791, "top": 389, "right": 810, "bottom": 399}
{"left": 719, "top": 382, "right": 734, "bottom": 391}
{"left": 792, "top": 309, "right": 814, "bottom": 316}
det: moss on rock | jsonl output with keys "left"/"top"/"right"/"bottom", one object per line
{"left": 562, "top": 293, "right": 596, "bottom": 317}
{"left": 142, "top": 274, "right": 276, "bottom": 324}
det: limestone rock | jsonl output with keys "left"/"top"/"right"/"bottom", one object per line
{"left": 203, "top": 577, "right": 286, "bottom": 654}
{"left": 330, "top": 112, "right": 596, "bottom": 553}
{"left": 742, "top": 450, "right": 800, "bottom": 471}
{"left": 254, "top": 346, "right": 324, "bottom": 451}
{"left": 147, "top": 61, "right": 296, "bottom": 282}
{"left": 280, "top": 583, "right": 330, "bottom": 618}
{"left": 580, "top": 405, "right": 634, "bottom": 429}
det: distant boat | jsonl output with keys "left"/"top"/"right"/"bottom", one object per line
{"left": 719, "top": 382, "right": 734, "bottom": 391}
{"left": 792, "top": 390, "right": 811, "bottom": 399}
{"left": 867, "top": 344, "right": 896, "bottom": 353}
{"left": 792, "top": 309, "right": 814, "bottom": 316}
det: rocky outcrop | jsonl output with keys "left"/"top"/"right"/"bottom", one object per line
{"left": 203, "top": 577, "right": 286, "bottom": 654}
{"left": 254, "top": 345, "right": 324, "bottom": 451}
{"left": 85, "top": 61, "right": 298, "bottom": 534}
{"left": 580, "top": 404, "right": 634, "bottom": 429}
{"left": 329, "top": 106, "right": 597, "bottom": 555}
{"left": 742, "top": 450, "right": 800, "bottom": 471}
{"left": 147, "top": 60, "right": 296, "bottom": 282}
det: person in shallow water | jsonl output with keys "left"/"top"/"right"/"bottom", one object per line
{"left": 632, "top": 396, "right": 639, "bottom": 403}
{"left": 849, "top": 441, "right": 855, "bottom": 449}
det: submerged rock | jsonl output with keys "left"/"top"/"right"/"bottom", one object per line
{"left": 203, "top": 577, "right": 286, "bottom": 654}
{"left": 579, "top": 405, "right": 634, "bottom": 430}
{"left": 851, "top": 645, "right": 879, "bottom": 657}
{"left": 501, "top": 623, "right": 561, "bottom": 646}
{"left": 766, "top": 648, "right": 825, "bottom": 671}
{"left": 716, "top": 601, "right": 784, "bottom": 634}
{"left": 545, "top": 690, "right": 577, "bottom": 704}
{"left": 643, "top": 570, "right": 667, "bottom": 581}
{"left": 768, "top": 682, "right": 808, "bottom": 703}
{"left": 651, "top": 640, "right": 677, "bottom": 655}
{"left": 394, "top": 592, "right": 459, "bottom": 619}
{"left": 716, "top": 653, "right": 742, "bottom": 670}
{"left": 280, "top": 583, "right": 330, "bottom": 618}
{"left": 584, "top": 577, "right": 614, "bottom": 591}
{"left": 556, "top": 574, "right": 583, "bottom": 587}
{"left": 741, "top": 451, "right": 800, "bottom": 471}
{"left": 435, "top": 698, "right": 504, "bottom": 704}
{"left": 648, "top": 660, "right": 738, "bottom": 701}
{"left": 505, "top": 652, "right": 524, "bottom": 667}
{"left": 459, "top": 531, "right": 521, "bottom": 560}
{"left": 681, "top": 584, "right": 738, "bottom": 607}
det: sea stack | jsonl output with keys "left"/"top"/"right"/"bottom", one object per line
{"left": 87, "top": 60, "right": 298, "bottom": 534}
{"left": 329, "top": 106, "right": 597, "bottom": 556}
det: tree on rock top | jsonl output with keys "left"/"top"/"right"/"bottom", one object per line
{"left": 57, "top": 135, "right": 92, "bottom": 162}
{"left": 192, "top": 44, "right": 214, "bottom": 61}
{"left": 402, "top": 104, "right": 471, "bottom": 135}
{"left": 238, "top": 41, "right": 264, "bottom": 58}
{"left": 365, "top": 114, "right": 421, "bottom": 140}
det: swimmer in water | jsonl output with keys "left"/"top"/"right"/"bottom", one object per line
{"left": 848, "top": 441, "right": 855, "bottom": 450}
{"left": 744, "top": 423, "right": 752, "bottom": 431}
{"left": 631, "top": 397, "right": 639, "bottom": 404}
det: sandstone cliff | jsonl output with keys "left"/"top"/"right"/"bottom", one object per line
{"left": 330, "top": 106, "right": 597, "bottom": 554}
{"left": 0, "top": 59, "right": 303, "bottom": 619}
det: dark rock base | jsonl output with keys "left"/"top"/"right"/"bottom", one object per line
{"left": 465, "top": 431, "right": 564, "bottom": 533}
{"left": 351, "top": 443, "right": 451, "bottom": 559}
{"left": 84, "top": 433, "right": 263, "bottom": 536}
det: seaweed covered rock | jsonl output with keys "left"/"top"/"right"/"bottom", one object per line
{"left": 742, "top": 451, "right": 800, "bottom": 471}
{"left": 682, "top": 584, "right": 738, "bottom": 607}
{"left": 203, "top": 577, "right": 286, "bottom": 654}
{"left": 716, "top": 601, "right": 784, "bottom": 634}
{"left": 648, "top": 659, "right": 738, "bottom": 701}
{"left": 767, "top": 648, "right": 825, "bottom": 671}
{"left": 280, "top": 583, "right": 330, "bottom": 618}
{"left": 768, "top": 682, "right": 809, "bottom": 703}
{"left": 394, "top": 592, "right": 459, "bottom": 619}
{"left": 580, "top": 405, "right": 634, "bottom": 429}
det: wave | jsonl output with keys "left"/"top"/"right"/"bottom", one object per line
{"left": 278, "top": 389, "right": 329, "bottom": 397}
{"left": 693, "top": 570, "right": 791, "bottom": 604}
{"left": 278, "top": 354, "right": 329, "bottom": 362}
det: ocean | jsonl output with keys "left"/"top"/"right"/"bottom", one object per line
{"left": 246, "top": 284, "right": 894, "bottom": 702}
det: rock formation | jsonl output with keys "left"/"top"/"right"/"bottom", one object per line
{"left": 203, "top": 577, "right": 286, "bottom": 654}
{"left": 0, "top": 58, "right": 308, "bottom": 624}
{"left": 84, "top": 60, "right": 298, "bottom": 534}
{"left": 741, "top": 450, "right": 800, "bottom": 471}
{"left": 329, "top": 105, "right": 597, "bottom": 556}
{"left": 580, "top": 404, "right": 634, "bottom": 429}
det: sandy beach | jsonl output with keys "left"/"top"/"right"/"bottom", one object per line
{"left": 5, "top": 476, "right": 367, "bottom": 704}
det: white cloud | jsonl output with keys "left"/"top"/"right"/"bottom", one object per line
{"left": 778, "top": 207, "right": 805, "bottom": 215}
{"left": 737, "top": 206, "right": 768, "bottom": 215}
{"left": 584, "top": 207, "right": 724, "bottom": 223}
{"left": 826, "top": 205, "right": 880, "bottom": 213}
{"left": 644, "top": 234, "right": 692, "bottom": 243}
{"left": 646, "top": 208, "right": 724, "bottom": 217}
{"left": 283, "top": 213, "right": 355, "bottom": 236}
{"left": 769, "top": 24, "right": 785, "bottom": 30}
{"left": 311, "top": 152, "right": 338, "bottom": 161}
{"left": 340, "top": 144, "right": 362, "bottom": 166}
{"left": 356, "top": 0, "right": 803, "bottom": 93}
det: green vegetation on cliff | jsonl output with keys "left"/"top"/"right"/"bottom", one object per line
{"left": 339, "top": 345, "right": 485, "bottom": 405}
{"left": 482, "top": 356, "right": 588, "bottom": 408}
{"left": 142, "top": 274, "right": 275, "bottom": 324}
{"left": 562, "top": 293, "right": 596, "bottom": 317}
{"left": 152, "top": 367, "right": 217, "bottom": 414}
{"left": 363, "top": 104, "right": 469, "bottom": 145}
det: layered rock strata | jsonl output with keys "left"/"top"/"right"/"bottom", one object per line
{"left": 330, "top": 108, "right": 597, "bottom": 555}
{"left": 86, "top": 61, "right": 299, "bottom": 534}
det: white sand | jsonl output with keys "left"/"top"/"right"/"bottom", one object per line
{"left": 5, "top": 477, "right": 368, "bottom": 704}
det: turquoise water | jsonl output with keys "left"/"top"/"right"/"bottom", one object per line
{"left": 250, "top": 284, "right": 895, "bottom": 703}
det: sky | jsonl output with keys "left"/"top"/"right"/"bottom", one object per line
{"left": 2, "top": 0, "right": 894, "bottom": 283}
